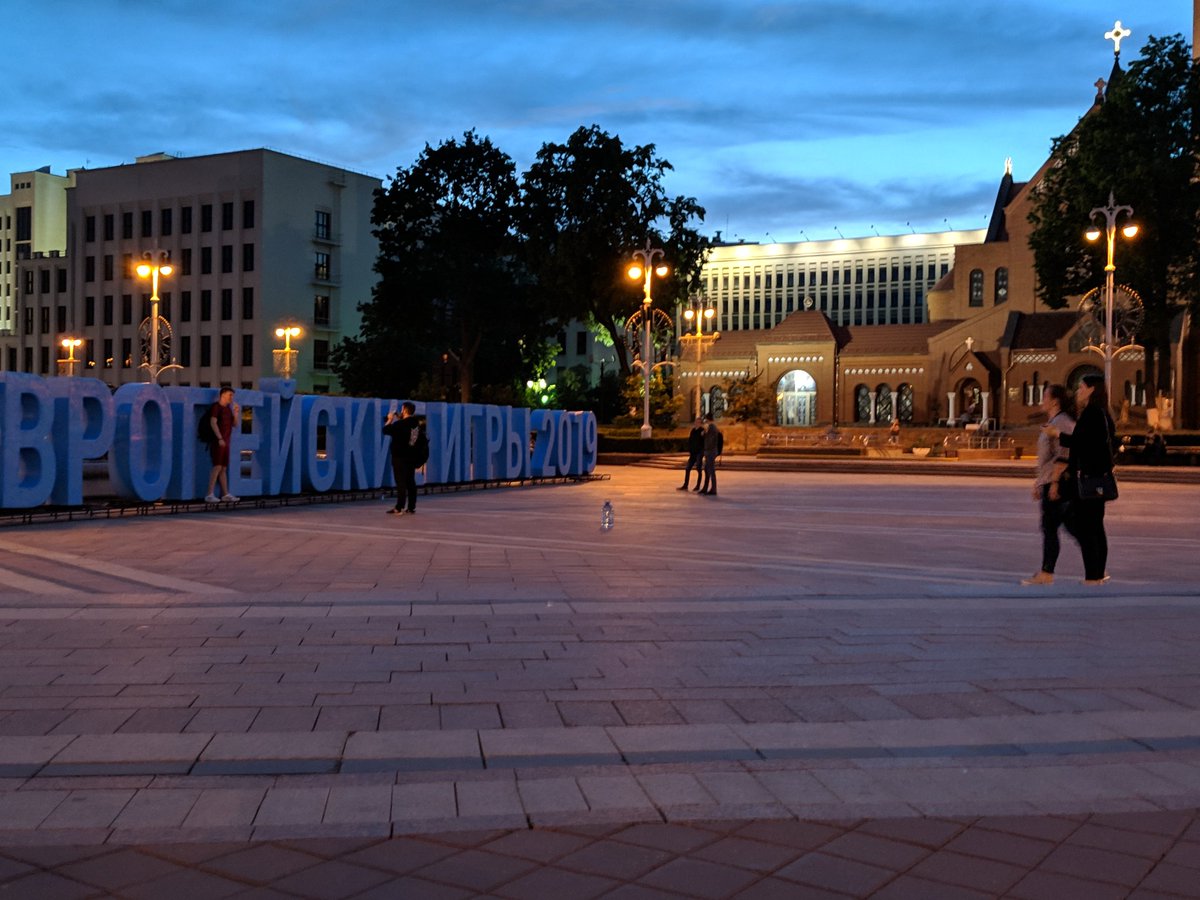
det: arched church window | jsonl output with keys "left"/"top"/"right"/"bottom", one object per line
{"left": 854, "top": 385, "right": 871, "bottom": 422}
{"left": 897, "top": 384, "right": 914, "bottom": 423}
{"left": 969, "top": 269, "right": 984, "bottom": 307}
{"left": 994, "top": 268, "right": 1008, "bottom": 304}
{"left": 875, "top": 384, "right": 893, "bottom": 423}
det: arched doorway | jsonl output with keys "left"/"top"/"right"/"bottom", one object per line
{"left": 958, "top": 378, "right": 982, "bottom": 422}
{"left": 776, "top": 369, "right": 817, "bottom": 426}
{"left": 874, "top": 383, "right": 893, "bottom": 423}
{"left": 1067, "top": 365, "right": 1103, "bottom": 390}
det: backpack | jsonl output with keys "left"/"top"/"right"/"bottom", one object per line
{"left": 197, "top": 406, "right": 215, "bottom": 444}
{"left": 412, "top": 421, "right": 430, "bottom": 466}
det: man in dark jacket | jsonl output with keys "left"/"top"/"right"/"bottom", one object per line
{"left": 383, "top": 401, "right": 422, "bottom": 515}
{"left": 699, "top": 414, "right": 722, "bottom": 496}
{"left": 678, "top": 416, "right": 706, "bottom": 491}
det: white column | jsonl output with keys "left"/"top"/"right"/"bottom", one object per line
{"left": 869, "top": 391, "right": 878, "bottom": 424}
{"left": 981, "top": 392, "right": 990, "bottom": 425}
{"left": 889, "top": 391, "right": 899, "bottom": 422}
{"left": 947, "top": 392, "right": 957, "bottom": 423}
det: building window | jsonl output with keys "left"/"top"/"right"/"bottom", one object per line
{"left": 221, "top": 245, "right": 233, "bottom": 274}
{"left": 969, "top": 269, "right": 984, "bottom": 307}
{"left": 200, "top": 290, "right": 212, "bottom": 321}
{"left": 180, "top": 291, "right": 192, "bottom": 322}
{"left": 221, "top": 202, "right": 234, "bottom": 231}
{"left": 39, "top": 346, "right": 50, "bottom": 374}
{"left": 220, "top": 289, "right": 233, "bottom": 320}
{"left": 161, "top": 208, "right": 173, "bottom": 237}
{"left": 242, "top": 243, "right": 254, "bottom": 272}
{"left": 180, "top": 335, "right": 191, "bottom": 367}
{"left": 314, "top": 252, "right": 331, "bottom": 281}
{"left": 315, "top": 210, "right": 331, "bottom": 240}
{"left": 220, "top": 335, "right": 232, "bottom": 367}
{"left": 103, "top": 338, "right": 113, "bottom": 369}
{"left": 181, "top": 248, "right": 192, "bottom": 275}
{"left": 103, "top": 214, "right": 114, "bottom": 241}
{"left": 121, "top": 338, "right": 132, "bottom": 368}
{"left": 103, "top": 295, "right": 113, "bottom": 326}
{"left": 241, "top": 334, "right": 253, "bottom": 367}
{"left": 576, "top": 331, "right": 587, "bottom": 355}
{"left": 201, "top": 247, "right": 212, "bottom": 275}
{"left": 200, "top": 204, "right": 213, "bottom": 232}
{"left": 85, "top": 296, "right": 95, "bottom": 326}
{"left": 141, "top": 209, "right": 152, "bottom": 238}
{"left": 85, "top": 216, "right": 96, "bottom": 243}
{"left": 56, "top": 306, "right": 66, "bottom": 333}
{"left": 241, "top": 287, "right": 254, "bottom": 320}
{"left": 84, "top": 256, "right": 96, "bottom": 282}
{"left": 56, "top": 268, "right": 66, "bottom": 292}
{"left": 313, "top": 294, "right": 330, "bottom": 326}
{"left": 121, "top": 294, "right": 132, "bottom": 325}
{"left": 39, "top": 307, "right": 50, "bottom": 334}
{"left": 103, "top": 255, "right": 114, "bottom": 281}
{"left": 181, "top": 206, "right": 192, "bottom": 234}
{"left": 994, "top": 267, "right": 1008, "bottom": 304}
{"left": 122, "top": 212, "right": 133, "bottom": 240}
{"left": 242, "top": 200, "right": 255, "bottom": 229}
{"left": 200, "top": 335, "right": 211, "bottom": 367}
{"left": 122, "top": 253, "right": 134, "bottom": 278}
{"left": 313, "top": 339, "right": 330, "bottom": 370}
{"left": 39, "top": 269, "right": 50, "bottom": 294}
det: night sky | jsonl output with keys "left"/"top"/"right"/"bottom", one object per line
{"left": 5, "top": 0, "right": 1191, "bottom": 241}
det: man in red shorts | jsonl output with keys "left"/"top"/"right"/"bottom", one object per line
{"left": 204, "top": 387, "right": 241, "bottom": 503}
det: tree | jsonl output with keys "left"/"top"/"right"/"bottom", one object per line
{"left": 520, "top": 125, "right": 711, "bottom": 377}
{"left": 333, "top": 131, "right": 549, "bottom": 401}
{"left": 723, "top": 371, "right": 776, "bottom": 423}
{"left": 1028, "top": 34, "right": 1200, "bottom": 395}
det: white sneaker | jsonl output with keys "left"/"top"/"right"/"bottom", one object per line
{"left": 203, "top": 494, "right": 219, "bottom": 503}
{"left": 221, "top": 494, "right": 240, "bottom": 502}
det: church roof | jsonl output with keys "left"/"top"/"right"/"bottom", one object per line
{"left": 984, "top": 172, "right": 1028, "bottom": 243}
{"left": 1008, "top": 311, "right": 1078, "bottom": 349}
{"left": 839, "top": 321, "right": 961, "bottom": 356}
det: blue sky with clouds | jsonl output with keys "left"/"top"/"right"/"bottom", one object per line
{"left": 4, "top": 0, "right": 1191, "bottom": 242}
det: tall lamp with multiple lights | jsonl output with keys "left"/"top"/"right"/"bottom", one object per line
{"left": 274, "top": 326, "right": 302, "bottom": 380}
{"left": 681, "top": 298, "right": 718, "bottom": 418}
{"left": 627, "top": 239, "right": 669, "bottom": 439}
{"left": 135, "top": 251, "right": 181, "bottom": 383}
{"left": 58, "top": 337, "right": 82, "bottom": 377}
{"left": 1084, "top": 191, "right": 1139, "bottom": 397}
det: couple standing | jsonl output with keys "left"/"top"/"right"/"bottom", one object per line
{"left": 1024, "top": 373, "right": 1117, "bottom": 586}
{"left": 678, "top": 414, "right": 722, "bottom": 496}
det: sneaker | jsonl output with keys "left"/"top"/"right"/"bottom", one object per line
{"left": 386, "top": 508, "right": 404, "bottom": 515}
{"left": 203, "top": 494, "right": 219, "bottom": 503}
{"left": 1021, "top": 571, "right": 1054, "bottom": 585}
{"left": 1082, "top": 575, "right": 1111, "bottom": 585}
{"left": 406, "top": 509, "right": 416, "bottom": 515}
{"left": 220, "top": 494, "right": 239, "bottom": 502}
{"left": 676, "top": 485, "right": 688, "bottom": 491}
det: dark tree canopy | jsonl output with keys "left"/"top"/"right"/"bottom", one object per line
{"left": 520, "top": 125, "right": 711, "bottom": 376}
{"left": 1028, "top": 34, "right": 1200, "bottom": 393}
{"left": 333, "top": 130, "right": 545, "bottom": 401}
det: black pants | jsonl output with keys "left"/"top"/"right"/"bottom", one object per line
{"left": 681, "top": 451, "right": 702, "bottom": 488}
{"left": 391, "top": 457, "right": 417, "bottom": 512}
{"left": 1070, "top": 497, "right": 1108, "bottom": 580}
{"left": 1038, "top": 484, "right": 1072, "bottom": 574}
{"left": 700, "top": 453, "right": 718, "bottom": 493}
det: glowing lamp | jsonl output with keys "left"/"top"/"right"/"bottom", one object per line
{"left": 1085, "top": 227, "right": 1102, "bottom": 242}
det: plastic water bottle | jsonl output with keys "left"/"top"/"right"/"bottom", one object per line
{"left": 600, "top": 500, "right": 614, "bottom": 531}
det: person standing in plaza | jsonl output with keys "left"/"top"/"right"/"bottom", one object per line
{"left": 383, "top": 401, "right": 424, "bottom": 515}
{"left": 1050, "top": 374, "right": 1117, "bottom": 584}
{"left": 699, "top": 413, "right": 722, "bottom": 496}
{"left": 204, "top": 387, "right": 240, "bottom": 503}
{"left": 1021, "top": 384, "right": 1075, "bottom": 585}
{"left": 678, "top": 416, "right": 706, "bottom": 491}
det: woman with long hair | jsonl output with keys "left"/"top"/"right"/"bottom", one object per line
{"left": 1022, "top": 384, "right": 1075, "bottom": 585}
{"left": 1051, "top": 373, "right": 1117, "bottom": 584}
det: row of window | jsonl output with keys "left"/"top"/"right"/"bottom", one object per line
{"left": 84, "top": 201, "right": 255, "bottom": 242}
{"left": 83, "top": 289, "right": 255, "bottom": 326}
{"left": 5, "top": 333, "right": 253, "bottom": 375}
{"left": 707, "top": 261, "right": 949, "bottom": 292}
{"left": 84, "top": 244, "right": 255, "bottom": 282}
{"left": 968, "top": 267, "right": 1009, "bottom": 307}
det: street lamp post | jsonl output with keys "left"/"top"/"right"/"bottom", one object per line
{"left": 627, "top": 239, "right": 669, "bottom": 439}
{"left": 681, "top": 297, "right": 718, "bottom": 418}
{"left": 1085, "top": 192, "right": 1139, "bottom": 396}
{"left": 58, "top": 337, "right": 82, "bottom": 377}
{"left": 273, "top": 326, "right": 302, "bottom": 380}
{"left": 135, "top": 251, "right": 181, "bottom": 383}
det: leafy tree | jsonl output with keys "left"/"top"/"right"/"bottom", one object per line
{"left": 723, "top": 371, "right": 776, "bottom": 423}
{"left": 520, "top": 125, "right": 711, "bottom": 377}
{"left": 333, "top": 130, "right": 549, "bottom": 401}
{"left": 619, "top": 370, "right": 677, "bottom": 429}
{"left": 1028, "top": 34, "right": 1200, "bottom": 395}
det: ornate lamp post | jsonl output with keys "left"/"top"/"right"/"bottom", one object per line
{"left": 680, "top": 296, "right": 718, "bottom": 418}
{"left": 627, "top": 239, "right": 669, "bottom": 439}
{"left": 1085, "top": 192, "right": 1139, "bottom": 396}
{"left": 58, "top": 337, "right": 82, "bottom": 376}
{"left": 135, "top": 251, "right": 181, "bottom": 383}
{"left": 273, "top": 325, "right": 302, "bottom": 379}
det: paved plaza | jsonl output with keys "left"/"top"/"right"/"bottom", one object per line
{"left": 0, "top": 464, "right": 1199, "bottom": 897}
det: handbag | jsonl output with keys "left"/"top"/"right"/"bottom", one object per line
{"left": 1076, "top": 411, "right": 1118, "bottom": 501}
{"left": 1077, "top": 471, "right": 1118, "bottom": 501}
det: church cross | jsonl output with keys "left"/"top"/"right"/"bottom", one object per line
{"left": 1105, "top": 20, "right": 1131, "bottom": 56}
